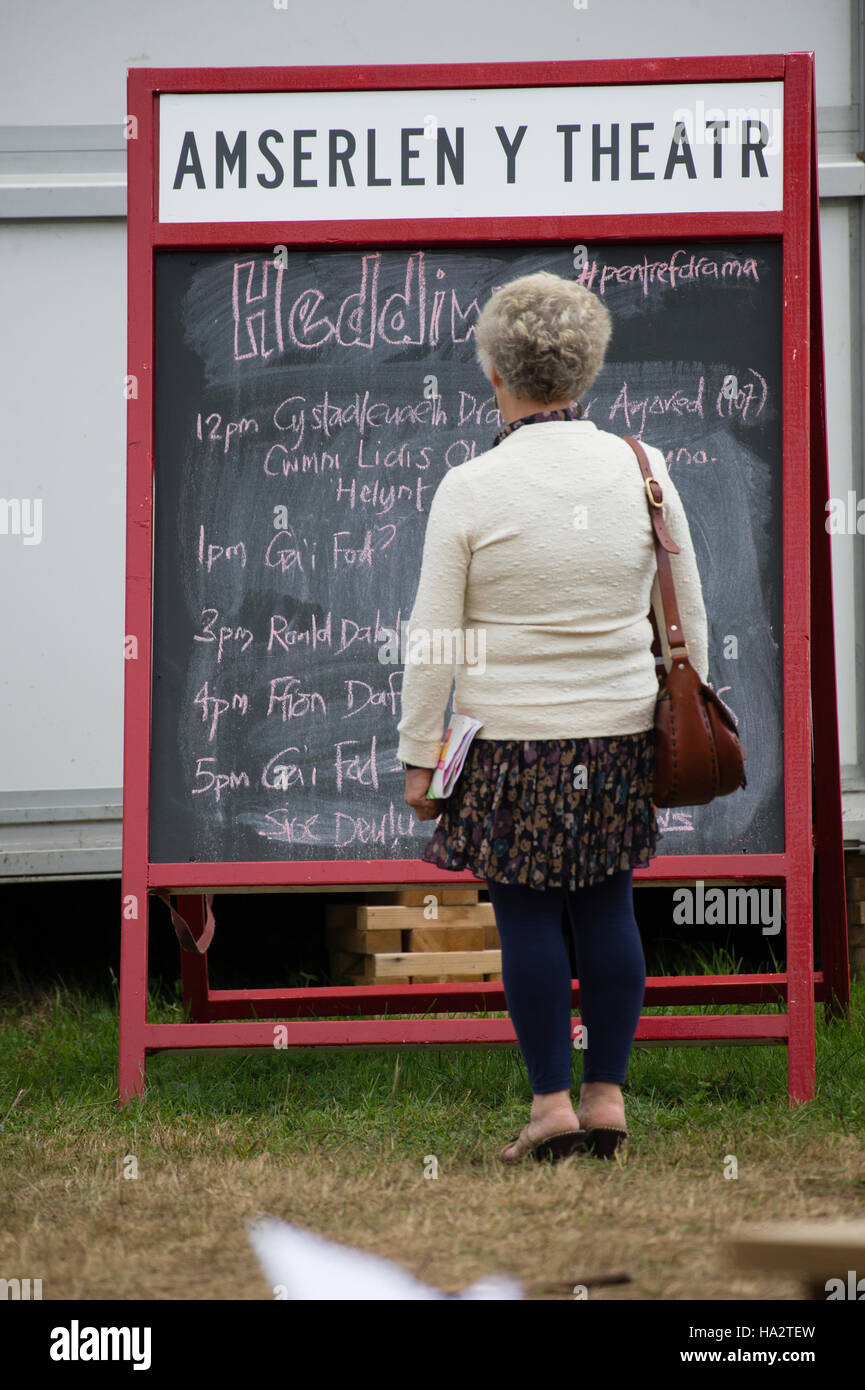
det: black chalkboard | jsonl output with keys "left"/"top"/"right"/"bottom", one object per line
{"left": 150, "top": 241, "right": 783, "bottom": 864}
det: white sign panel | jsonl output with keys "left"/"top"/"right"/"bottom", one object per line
{"left": 158, "top": 82, "right": 784, "bottom": 223}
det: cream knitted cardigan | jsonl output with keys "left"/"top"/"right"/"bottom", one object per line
{"left": 395, "top": 418, "right": 709, "bottom": 769}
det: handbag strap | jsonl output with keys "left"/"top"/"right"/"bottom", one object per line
{"left": 621, "top": 434, "right": 690, "bottom": 662}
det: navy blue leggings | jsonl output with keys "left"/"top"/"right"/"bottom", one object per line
{"left": 485, "top": 869, "right": 646, "bottom": 1093}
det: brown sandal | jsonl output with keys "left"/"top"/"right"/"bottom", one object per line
{"left": 582, "top": 1127, "right": 628, "bottom": 1159}
{"left": 499, "top": 1124, "right": 589, "bottom": 1164}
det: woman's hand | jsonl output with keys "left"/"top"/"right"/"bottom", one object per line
{"left": 404, "top": 767, "right": 445, "bottom": 821}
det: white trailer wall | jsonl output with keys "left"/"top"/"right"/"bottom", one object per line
{"left": 0, "top": 0, "right": 862, "bottom": 876}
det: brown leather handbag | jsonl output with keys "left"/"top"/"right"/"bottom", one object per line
{"left": 623, "top": 435, "right": 747, "bottom": 808}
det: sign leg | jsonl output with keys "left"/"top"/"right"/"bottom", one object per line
{"left": 179, "top": 895, "right": 212, "bottom": 1021}
{"left": 118, "top": 879, "right": 149, "bottom": 1106}
{"left": 786, "top": 860, "right": 816, "bottom": 1103}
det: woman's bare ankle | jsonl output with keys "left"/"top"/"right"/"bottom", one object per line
{"left": 578, "top": 1081, "right": 626, "bottom": 1129}
{"left": 529, "top": 1089, "right": 580, "bottom": 1127}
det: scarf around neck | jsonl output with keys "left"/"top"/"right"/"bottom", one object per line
{"left": 491, "top": 400, "right": 584, "bottom": 449}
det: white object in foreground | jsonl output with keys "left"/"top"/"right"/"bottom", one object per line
{"left": 248, "top": 1218, "right": 524, "bottom": 1300}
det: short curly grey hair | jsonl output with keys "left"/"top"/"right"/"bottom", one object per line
{"left": 474, "top": 270, "right": 612, "bottom": 403}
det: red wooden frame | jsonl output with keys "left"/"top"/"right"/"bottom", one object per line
{"left": 121, "top": 54, "right": 849, "bottom": 1106}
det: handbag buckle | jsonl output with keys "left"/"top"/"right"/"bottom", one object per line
{"left": 645, "top": 477, "right": 663, "bottom": 507}
{"left": 669, "top": 642, "right": 689, "bottom": 663}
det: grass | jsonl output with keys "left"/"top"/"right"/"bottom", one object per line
{"left": 1, "top": 951, "right": 864, "bottom": 1300}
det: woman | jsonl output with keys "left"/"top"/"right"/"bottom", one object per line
{"left": 396, "top": 270, "right": 709, "bottom": 1162}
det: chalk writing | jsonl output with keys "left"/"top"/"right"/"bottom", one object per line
{"left": 149, "top": 242, "right": 784, "bottom": 863}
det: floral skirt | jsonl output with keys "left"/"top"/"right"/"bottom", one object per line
{"left": 421, "top": 732, "right": 658, "bottom": 891}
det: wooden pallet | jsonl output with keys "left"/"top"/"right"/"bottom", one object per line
{"left": 363, "top": 888, "right": 485, "bottom": 906}
{"left": 326, "top": 890, "right": 501, "bottom": 984}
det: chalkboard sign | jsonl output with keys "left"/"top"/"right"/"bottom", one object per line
{"left": 150, "top": 241, "right": 783, "bottom": 865}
